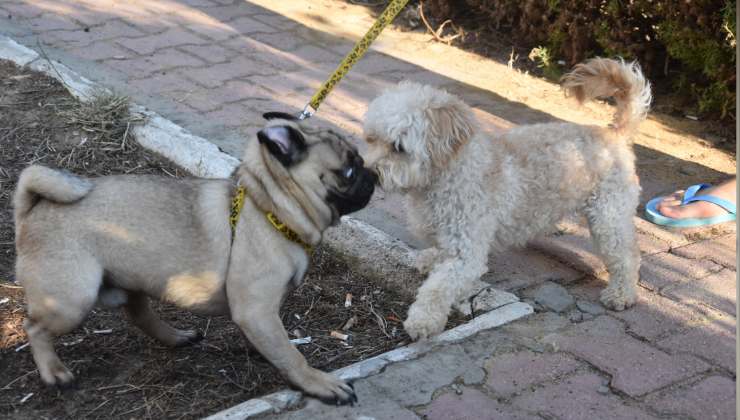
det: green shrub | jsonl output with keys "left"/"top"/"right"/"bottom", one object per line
{"left": 428, "top": 0, "right": 736, "bottom": 121}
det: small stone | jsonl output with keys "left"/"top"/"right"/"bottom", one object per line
{"left": 582, "top": 313, "right": 594, "bottom": 321}
{"left": 568, "top": 309, "right": 583, "bottom": 323}
{"left": 533, "top": 282, "right": 575, "bottom": 313}
{"left": 576, "top": 300, "right": 605, "bottom": 316}
{"left": 542, "top": 336, "right": 560, "bottom": 352}
{"left": 453, "top": 281, "right": 518, "bottom": 315}
{"left": 597, "top": 385, "right": 610, "bottom": 395}
{"left": 472, "top": 288, "right": 519, "bottom": 313}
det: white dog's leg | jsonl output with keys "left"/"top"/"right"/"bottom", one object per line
{"left": 414, "top": 247, "right": 443, "bottom": 275}
{"left": 585, "top": 180, "right": 640, "bottom": 311}
{"left": 404, "top": 255, "right": 487, "bottom": 340}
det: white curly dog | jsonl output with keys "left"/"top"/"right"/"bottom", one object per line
{"left": 362, "top": 58, "right": 651, "bottom": 340}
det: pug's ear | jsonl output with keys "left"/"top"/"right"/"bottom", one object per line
{"left": 263, "top": 112, "right": 298, "bottom": 121}
{"left": 257, "top": 125, "right": 307, "bottom": 166}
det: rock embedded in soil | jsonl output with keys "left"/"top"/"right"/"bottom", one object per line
{"left": 568, "top": 309, "right": 583, "bottom": 323}
{"left": 453, "top": 280, "right": 519, "bottom": 316}
{"left": 576, "top": 299, "right": 606, "bottom": 316}
{"left": 533, "top": 281, "right": 575, "bottom": 313}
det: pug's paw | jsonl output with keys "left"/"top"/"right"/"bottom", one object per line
{"left": 296, "top": 368, "right": 357, "bottom": 406}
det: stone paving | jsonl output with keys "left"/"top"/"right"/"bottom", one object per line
{"left": 0, "top": 1, "right": 736, "bottom": 419}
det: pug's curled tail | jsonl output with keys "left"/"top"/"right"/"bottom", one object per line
{"left": 561, "top": 57, "right": 652, "bottom": 138}
{"left": 14, "top": 165, "right": 92, "bottom": 222}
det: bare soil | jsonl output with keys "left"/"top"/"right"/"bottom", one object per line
{"left": 0, "top": 60, "right": 463, "bottom": 419}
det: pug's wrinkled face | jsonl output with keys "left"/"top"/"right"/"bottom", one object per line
{"left": 258, "top": 112, "right": 376, "bottom": 224}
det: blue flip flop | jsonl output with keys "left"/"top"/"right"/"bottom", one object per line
{"left": 645, "top": 183, "right": 736, "bottom": 228}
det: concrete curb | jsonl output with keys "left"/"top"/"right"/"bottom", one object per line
{"left": 205, "top": 301, "right": 533, "bottom": 420}
{"left": 0, "top": 34, "right": 534, "bottom": 419}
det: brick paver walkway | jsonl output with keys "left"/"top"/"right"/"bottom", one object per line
{"left": 261, "top": 229, "right": 735, "bottom": 420}
{"left": 0, "top": 1, "right": 735, "bottom": 419}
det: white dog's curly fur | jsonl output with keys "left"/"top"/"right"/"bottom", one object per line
{"left": 363, "top": 58, "right": 651, "bottom": 340}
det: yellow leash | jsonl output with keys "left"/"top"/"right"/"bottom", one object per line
{"left": 299, "top": 0, "right": 411, "bottom": 119}
{"left": 230, "top": 186, "right": 313, "bottom": 253}
{"left": 236, "top": 3, "right": 411, "bottom": 247}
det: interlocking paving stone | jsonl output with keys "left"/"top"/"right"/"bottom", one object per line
{"left": 512, "top": 372, "right": 658, "bottom": 420}
{"left": 610, "top": 288, "right": 715, "bottom": 341}
{"left": 422, "top": 387, "right": 540, "bottom": 420}
{"left": 671, "top": 234, "right": 737, "bottom": 270}
{"left": 116, "top": 27, "right": 208, "bottom": 55}
{"left": 661, "top": 269, "right": 736, "bottom": 316}
{"left": 639, "top": 251, "right": 722, "bottom": 291}
{"left": 484, "top": 350, "right": 582, "bottom": 398}
{"left": 656, "top": 312, "right": 736, "bottom": 373}
{"left": 648, "top": 376, "right": 736, "bottom": 420}
{"left": 544, "top": 316, "right": 709, "bottom": 397}
{"left": 105, "top": 48, "right": 206, "bottom": 76}
{"left": 176, "top": 43, "right": 236, "bottom": 63}
{"left": 66, "top": 40, "right": 133, "bottom": 62}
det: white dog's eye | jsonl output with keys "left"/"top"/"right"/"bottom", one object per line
{"left": 394, "top": 142, "right": 406, "bottom": 154}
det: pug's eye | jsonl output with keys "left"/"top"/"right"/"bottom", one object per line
{"left": 394, "top": 142, "right": 406, "bottom": 154}
{"left": 342, "top": 166, "right": 355, "bottom": 180}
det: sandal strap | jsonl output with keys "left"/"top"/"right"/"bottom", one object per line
{"left": 681, "top": 183, "right": 712, "bottom": 204}
{"left": 684, "top": 195, "right": 736, "bottom": 215}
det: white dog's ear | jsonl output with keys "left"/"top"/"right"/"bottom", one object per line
{"left": 425, "top": 101, "right": 476, "bottom": 167}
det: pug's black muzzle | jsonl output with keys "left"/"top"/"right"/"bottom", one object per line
{"left": 327, "top": 168, "right": 377, "bottom": 216}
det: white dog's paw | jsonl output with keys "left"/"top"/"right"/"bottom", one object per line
{"left": 403, "top": 303, "right": 448, "bottom": 340}
{"left": 414, "top": 248, "right": 441, "bottom": 275}
{"left": 600, "top": 287, "right": 636, "bottom": 311}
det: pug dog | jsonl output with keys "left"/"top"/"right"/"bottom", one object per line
{"left": 13, "top": 112, "right": 375, "bottom": 404}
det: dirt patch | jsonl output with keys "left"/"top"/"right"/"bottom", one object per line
{"left": 0, "top": 60, "right": 464, "bottom": 419}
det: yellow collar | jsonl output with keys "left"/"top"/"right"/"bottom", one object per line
{"left": 230, "top": 186, "right": 313, "bottom": 253}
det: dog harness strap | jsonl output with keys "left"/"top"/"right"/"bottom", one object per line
{"left": 229, "top": 186, "right": 246, "bottom": 238}
{"left": 265, "top": 212, "right": 313, "bottom": 252}
{"left": 299, "top": 0, "right": 410, "bottom": 119}
{"left": 229, "top": 185, "right": 313, "bottom": 253}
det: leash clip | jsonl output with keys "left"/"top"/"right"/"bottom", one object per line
{"left": 298, "top": 103, "right": 315, "bottom": 120}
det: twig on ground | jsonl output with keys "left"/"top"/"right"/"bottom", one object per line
{"left": 419, "top": 1, "right": 463, "bottom": 45}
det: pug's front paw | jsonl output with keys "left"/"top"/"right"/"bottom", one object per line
{"left": 295, "top": 368, "right": 357, "bottom": 406}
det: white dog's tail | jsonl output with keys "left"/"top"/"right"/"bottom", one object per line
{"left": 14, "top": 165, "right": 92, "bottom": 222}
{"left": 561, "top": 57, "right": 652, "bottom": 137}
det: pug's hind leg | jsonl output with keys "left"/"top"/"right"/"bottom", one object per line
{"left": 124, "top": 292, "right": 202, "bottom": 347}
{"left": 25, "top": 319, "right": 76, "bottom": 387}
{"left": 20, "top": 253, "right": 102, "bottom": 387}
